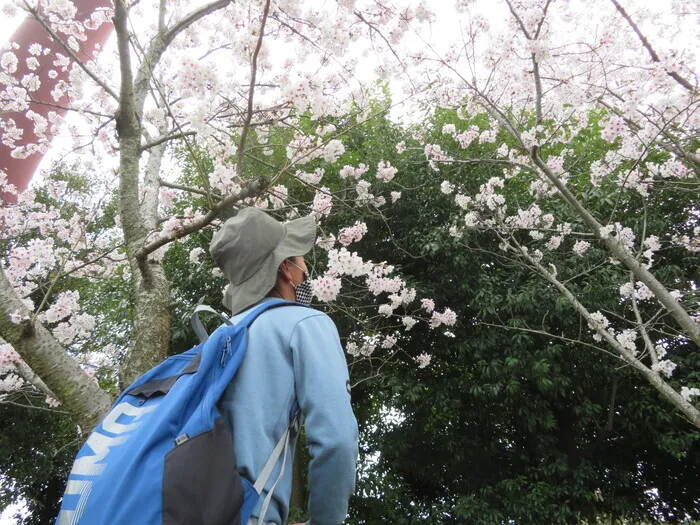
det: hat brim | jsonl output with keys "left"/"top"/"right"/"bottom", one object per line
{"left": 223, "top": 214, "right": 316, "bottom": 314}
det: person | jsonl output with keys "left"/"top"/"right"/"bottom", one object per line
{"left": 209, "top": 207, "right": 359, "bottom": 525}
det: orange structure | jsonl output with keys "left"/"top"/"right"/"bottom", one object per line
{"left": 1, "top": 1, "right": 113, "bottom": 200}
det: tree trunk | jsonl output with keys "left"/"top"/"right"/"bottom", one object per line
{"left": 120, "top": 264, "right": 171, "bottom": 386}
{"left": 112, "top": 0, "right": 172, "bottom": 386}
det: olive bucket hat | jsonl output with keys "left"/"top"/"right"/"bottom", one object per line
{"left": 209, "top": 207, "right": 316, "bottom": 314}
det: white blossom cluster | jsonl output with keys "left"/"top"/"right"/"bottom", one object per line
{"left": 375, "top": 161, "right": 398, "bottom": 182}
{"left": 295, "top": 168, "right": 325, "bottom": 185}
{"left": 310, "top": 187, "right": 333, "bottom": 219}
{"left": 424, "top": 144, "right": 454, "bottom": 171}
{"left": 306, "top": 227, "right": 454, "bottom": 368}
{"left": 586, "top": 311, "right": 681, "bottom": 379}
{"left": 339, "top": 164, "right": 369, "bottom": 179}
{"left": 286, "top": 135, "right": 346, "bottom": 166}
{"left": 680, "top": 387, "right": 700, "bottom": 402}
{"left": 1, "top": 178, "right": 125, "bottom": 354}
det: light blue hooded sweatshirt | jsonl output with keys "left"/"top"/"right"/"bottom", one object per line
{"left": 218, "top": 298, "right": 358, "bottom": 525}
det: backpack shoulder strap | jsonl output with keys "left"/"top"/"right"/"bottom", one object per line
{"left": 242, "top": 300, "right": 308, "bottom": 520}
{"left": 198, "top": 297, "right": 306, "bottom": 520}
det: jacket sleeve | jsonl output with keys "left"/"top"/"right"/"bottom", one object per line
{"left": 290, "top": 313, "right": 358, "bottom": 525}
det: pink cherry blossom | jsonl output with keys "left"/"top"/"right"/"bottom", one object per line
{"left": 402, "top": 316, "right": 417, "bottom": 331}
{"left": 573, "top": 240, "right": 591, "bottom": 256}
{"left": 338, "top": 222, "right": 368, "bottom": 246}
{"left": 310, "top": 187, "right": 333, "bottom": 218}
{"left": 0, "top": 343, "right": 21, "bottom": 374}
{"left": 311, "top": 275, "right": 342, "bottom": 302}
{"left": 339, "top": 164, "right": 369, "bottom": 179}
{"left": 421, "top": 298, "right": 435, "bottom": 313}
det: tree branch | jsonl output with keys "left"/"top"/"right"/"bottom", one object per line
{"left": 140, "top": 131, "right": 197, "bottom": 152}
{"left": 142, "top": 132, "right": 167, "bottom": 229}
{"left": 354, "top": 10, "right": 407, "bottom": 71}
{"left": 509, "top": 236, "right": 700, "bottom": 428}
{"left": 478, "top": 322, "right": 619, "bottom": 358}
{"left": 163, "top": 0, "right": 232, "bottom": 46}
{"left": 505, "top": 0, "right": 550, "bottom": 126}
{"left": 14, "top": 356, "right": 57, "bottom": 400}
{"left": 135, "top": 177, "right": 268, "bottom": 261}
{"left": 26, "top": 96, "right": 115, "bottom": 118}
{"left": 128, "top": 0, "right": 233, "bottom": 208}
{"left": 235, "top": 0, "right": 272, "bottom": 176}
{"left": 530, "top": 152, "right": 700, "bottom": 348}
{"left": 610, "top": 0, "right": 696, "bottom": 93}
{"left": 114, "top": 0, "right": 145, "bottom": 248}
{"left": 597, "top": 96, "right": 700, "bottom": 175}
{"left": 629, "top": 272, "right": 658, "bottom": 367}
{"left": 0, "top": 267, "right": 111, "bottom": 430}
{"left": 133, "top": 0, "right": 233, "bottom": 115}
{"left": 158, "top": 0, "right": 167, "bottom": 34}
{"left": 158, "top": 178, "right": 211, "bottom": 197}
{"left": 21, "top": 246, "right": 125, "bottom": 298}
{"left": 1, "top": 398, "right": 70, "bottom": 415}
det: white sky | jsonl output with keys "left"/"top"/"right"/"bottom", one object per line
{"left": 0, "top": 503, "right": 25, "bottom": 525}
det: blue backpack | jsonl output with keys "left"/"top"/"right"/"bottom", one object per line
{"left": 56, "top": 299, "right": 300, "bottom": 525}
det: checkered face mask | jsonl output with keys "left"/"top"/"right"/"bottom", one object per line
{"left": 289, "top": 261, "right": 313, "bottom": 306}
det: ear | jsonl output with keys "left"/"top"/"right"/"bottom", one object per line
{"left": 278, "top": 260, "right": 293, "bottom": 281}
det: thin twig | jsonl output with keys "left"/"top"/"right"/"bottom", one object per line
{"left": 1, "top": 399, "right": 70, "bottom": 415}
{"left": 158, "top": 178, "right": 211, "bottom": 197}
{"left": 630, "top": 272, "right": 658, "bottom": 366}
{"left": 479, "top": 322, "right": 619, "bottom": 359}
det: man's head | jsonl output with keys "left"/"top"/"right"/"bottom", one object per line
{"left": 209, "top": 208, "right": 316, "bottom": 313}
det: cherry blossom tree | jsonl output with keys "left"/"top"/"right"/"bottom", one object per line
{"left": 383, "top": 0, "right": 700, "bottom": 425}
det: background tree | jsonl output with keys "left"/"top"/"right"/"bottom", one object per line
{"left": 327, "top": 108, "right": 700, "bottom": 524}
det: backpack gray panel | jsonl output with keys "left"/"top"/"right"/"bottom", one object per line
{"left": 162, "top": 417, "right": 243, "bottom": 525}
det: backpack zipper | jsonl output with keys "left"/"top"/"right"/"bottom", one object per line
{"left": 221, "top": 336, "right": 232, "bottom": 366}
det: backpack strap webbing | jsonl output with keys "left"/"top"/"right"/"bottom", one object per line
{"left": 254, "top": 409, "right": 302, "bottom": 522}
{"left": 191, "top": 304, "right": 233, "bottom": 343}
